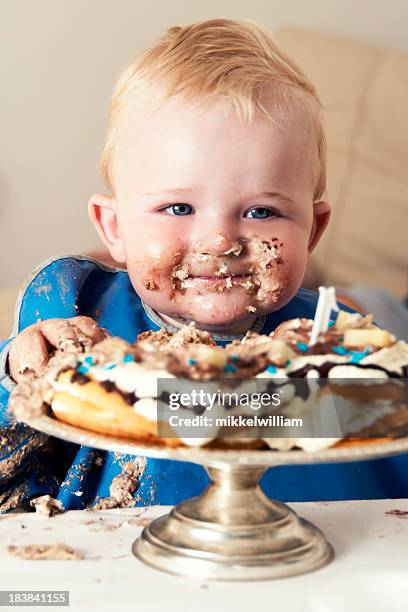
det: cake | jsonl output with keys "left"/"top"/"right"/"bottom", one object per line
{"left": 10, "top": 311, "right": 408, "bottom": 451}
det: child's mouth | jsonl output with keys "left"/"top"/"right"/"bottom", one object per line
{"left": 192, "top": 273, "right": 250, "bottom": 282}
{"left": 179, "top": 272, "right": 258, "bottom": 294}
{"left": 165, "top": 235, "right": 286, "bottom": 302}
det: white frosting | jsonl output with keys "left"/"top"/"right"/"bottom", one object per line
{"left": 255, "top": 368, "right": 288, "bottom": 380}
{"left": 262, "top": 437, "right": 298, "bottom": 451}
{"left": 86, "top": 362, "right": 175, "bottom": 397}
{"left": 132, "top": 397, "right": 159, "bottom": 421}
{"left": 328, "top": 365, "right": 388, "bottom": 380}
{"left": 287, "top": 353, "right": 348, "bottom": 373}
{"left": 180, "top": 437, "right": 217, "bottom": 447}
{"left": 133, "top": 398, "right": 219, "bottom": 447}
{"left": 286, "top": 340, "right": 408, "bottom": 376}
{"left": 54, "top": 380, "right": 81, "bottom": 397}
{"left": 263, "top": 438, "right": 341, "bottom": 451}
{"left": 171, "top": 418, "right": 219, "bottom": 448}
{"left": 294, "top": 438, "right": 342, "bottom": 452}
{"left": 359, "top": 341, "right": 408, "bottom": 375}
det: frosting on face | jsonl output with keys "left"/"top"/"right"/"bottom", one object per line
{"left": 171, "top": 236, "right": 290, "bottom": 312}
{"left": 127, "top": 231, "right": 296, "bottom": 331}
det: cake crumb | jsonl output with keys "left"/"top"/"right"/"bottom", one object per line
{"left": 223, "top": 241, "right": 244, "bottom": 256}
{"left": 83, "top": 519, "right": 120, "bottom": 532}
{"left": 385, "top": 509, "right": 408, "bottom": 518}
{"left": 94, "top": 459, "right": 146, "bottom": 510}
{"left": 216, "top": 262, "right": 229, "bottom": 275}
{"left": 172, "top": 264, "right": 190, "bottom": 281}
{"left": 8, "top": 543, "right": 84, "bottom": 560}
{"left": 30, "top": 495, "right": 64, "bottom": 518}
{"left": 144, "top": 279, "right": 157, "bottom": 290}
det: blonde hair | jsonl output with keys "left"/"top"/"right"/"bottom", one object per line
{"left": 101, "top": 19, "right": 326, "bottom": 200}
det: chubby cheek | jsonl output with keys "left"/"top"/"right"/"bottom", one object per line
{"left": 118, "top": 221, "right": 188, "bottom": 312}
{"left": 238, "top": 236, "right": 305, "bottom": 313}
{"left": 116, "top": 207, "right": 182, "bottom": 290}
{"left": 125, "top": 239, "right": 186, "bottom": 303}
{"left": 272, "top": 243, "right": 308, "bottom": 308}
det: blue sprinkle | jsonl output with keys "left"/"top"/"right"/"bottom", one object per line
{"left": 297, "top": 342, "right": 309, "bottom": 352}
{"left": 77, "top": 365, "right": 89, "bottom": 375}
{"left": 122, "top": 354, "right": 134, "bottom": 363}
{"left": 286, "top": 359, "right": 292, "bottom": 366}
{"left": 230, "top": 354, "right": 239, "bottom": 362}
{"left": 328, "top": 320, "right": 335, "bottom": 327}
{"left": 266, "top": 365, "right": 277, "bottom": 374}
{"left": 332, "top": 346, "right": 348, "bottom": 355}
{"left": 187, "top": 358, "right": 197, "bottom": 366}
{"left": 350, "top": 347, "right": 371, "bottom": 364}
{"left": 83, "top": 356, "right": 94, "bottom": 365}
{"left": 224, "top": 363, "right": 237, "bottom": 373}
{"left": 105, "top": 363, "right": 116, "bottom": 370}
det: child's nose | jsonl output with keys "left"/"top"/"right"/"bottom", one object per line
{"left": 190, "top": 222, "right": 241, "bottom": 256}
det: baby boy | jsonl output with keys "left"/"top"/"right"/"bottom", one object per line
{"left": 0, "top": 19, "right": 369, "bottom": 511}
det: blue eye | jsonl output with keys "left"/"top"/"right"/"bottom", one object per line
{"left": 245, "top": 207, "right": 277, "bottom": 219}
{"left": 164, "top": 203, "right": 193, "bottom": 216}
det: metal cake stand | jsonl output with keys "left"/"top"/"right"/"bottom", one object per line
{"left": 22, "top": 414, "right": 408, "bottom": 581}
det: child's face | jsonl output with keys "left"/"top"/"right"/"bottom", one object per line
{"left": 90, "top": 96, "right": 330, "bottom": 332}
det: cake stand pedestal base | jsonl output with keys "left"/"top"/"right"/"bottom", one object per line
{"left": 133, "top": 464, "right": 333, "bottom": 581}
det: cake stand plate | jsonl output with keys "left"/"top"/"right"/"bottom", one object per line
{"left": 21, "top": 414, "right": 408, "bottom": 581}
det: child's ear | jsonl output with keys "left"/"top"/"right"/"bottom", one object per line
{"left": 308, "top": 200, "right": 331, "bottom": 252}
{"left": 88, "top": 193, "right": 126, "bottom": 263}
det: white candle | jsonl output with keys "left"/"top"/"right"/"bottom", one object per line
{"left": 309, "top": 286, "right": 339, "bottom": 346}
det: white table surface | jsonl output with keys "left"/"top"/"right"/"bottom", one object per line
{"left": 1, "top": 499, "right": 408, "bottom": 612}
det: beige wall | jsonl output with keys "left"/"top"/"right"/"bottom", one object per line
{"left": 1, "top": 0, "right": 408, "bottom": 287}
